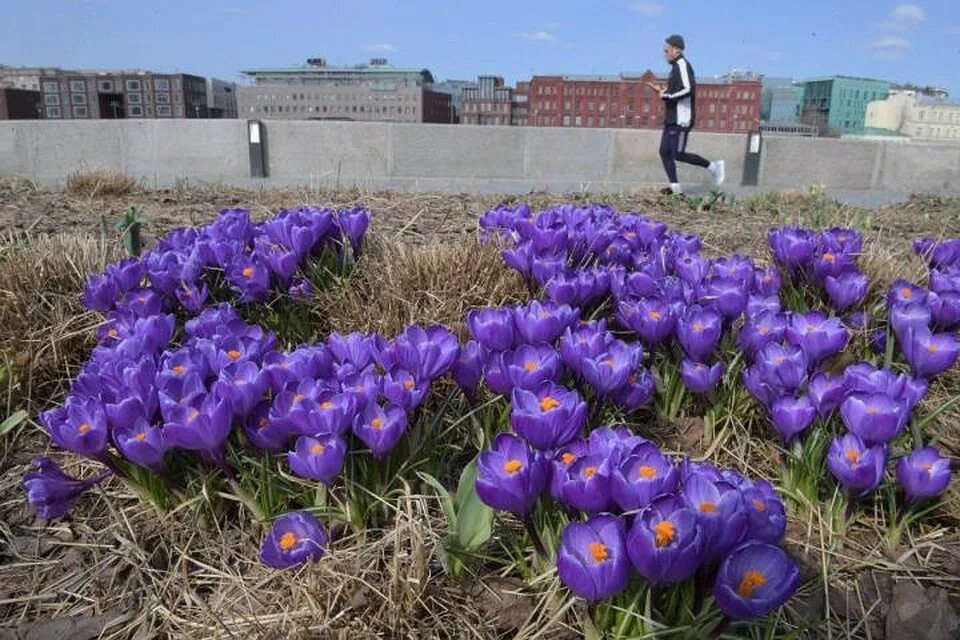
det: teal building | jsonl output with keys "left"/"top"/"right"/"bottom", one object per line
{"left": 798, "top": 76, "right": 892, "bottom": 134}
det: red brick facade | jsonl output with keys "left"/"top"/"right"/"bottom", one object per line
{"left": 528, "top": 71, "right": 761, "bottom": 133}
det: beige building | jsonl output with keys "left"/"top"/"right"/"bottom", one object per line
{"left": 866, "top": 92, "right": 960, "bottom": 140}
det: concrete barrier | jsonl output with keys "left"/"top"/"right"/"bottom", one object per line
{"left": 1, "top": 119, "right": 958, "bottom": 195}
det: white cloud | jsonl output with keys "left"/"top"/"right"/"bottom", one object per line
{"left": 628, "top": 1, "right": 664, "bottom": 17}
{"left": 363, "top": 43, "right": 398, "bottom": 53}
{"left": 870, "top": 35, "right": 912, "bottom": 58}
{"left": 516, "top": 30, "right": 557, "bottom": 42}
{"left": 882, "top": 3, "right": 925, "bottom": 30}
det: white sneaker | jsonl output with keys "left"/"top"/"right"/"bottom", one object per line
{"left": 669, "top": 182, "right": 683, "bottom": 195}
{"left": 709, "top": 160, "right": 726, "bottom": 186}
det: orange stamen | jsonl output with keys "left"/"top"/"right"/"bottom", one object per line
{"left": 737, "top": 570, "right": 767, "bottom": 598}
{"left": 278, "top": 532, "right": 298, "bottom": 550}
{"left": 654, "top": 520, "right": 676, "bottom": 547}
{"left": 638, "top": 465, "right": 657, "bottom": 479}
{"left": 503, "top": 459, "right": 523, "bottom": 475}
{"left": 588, "top": 542, "right": 609, "bottom": 563}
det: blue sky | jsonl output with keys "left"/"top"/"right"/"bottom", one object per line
{"left": 2, "top": 1, "right": 958, "bottom": 94}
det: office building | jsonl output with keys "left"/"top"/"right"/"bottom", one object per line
{"left": 866, "top": 92, "right": 960, "bottom": 141}
{"left": 431, "top": 79, "right": 477, "bottom": 123}
{"left": 461, "top": 75, "right": 515, "bottom": 126}
{"left": 760, "top": 77, "right": 802, "bottom": 123}
{"left": 0, "top": 88, "right": 43, "bottom": 119}
{"left": 206, "top": 78, "right": 237, "bottom": 118}
{"left": 797, "top": 76, "right": 892, "bottom": 135}
{"left": 36, "top": 70, "right": 209, "bottom": 119}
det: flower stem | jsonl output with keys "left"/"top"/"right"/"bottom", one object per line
{"left": 523, "top": 516, "right": 548, "bottom": 559}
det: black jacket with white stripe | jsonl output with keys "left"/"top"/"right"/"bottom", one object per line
{"left": 662, "top": 55, "right": 696, "bottom": 129}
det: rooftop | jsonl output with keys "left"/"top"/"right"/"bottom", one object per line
{"left": 798, "top": 75, "right": 892, "bottom": 85}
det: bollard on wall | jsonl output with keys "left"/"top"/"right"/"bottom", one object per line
{"left": 248, "top": 120, "right": 268, "bottom": 178}
{"left": 742, "top": 131, "right": 762, "bottom": 186}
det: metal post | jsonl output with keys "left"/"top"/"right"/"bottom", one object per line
{"left": 248, "top": 120, "right": 268, "bottom": 178}
{"left": 742, "top": 129, "right": 763, "bottom": 186}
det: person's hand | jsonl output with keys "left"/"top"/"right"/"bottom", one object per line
{"left": 658, "top": 88, "right": 667, "bottom": 98}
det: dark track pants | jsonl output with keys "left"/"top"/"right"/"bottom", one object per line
{"left": 659, "top": 125, "right": 710, "bottom": 183}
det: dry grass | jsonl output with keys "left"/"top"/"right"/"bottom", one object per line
{"left": 0, "top": 232, "right": 119, "bottom": 414}
{"left": 316, "top": 235, "right": 529, "bottom": 338}
{"left": 66, "top": 171, "right": 141, "bottom": 198}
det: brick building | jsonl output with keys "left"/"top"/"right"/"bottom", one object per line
{"left": 0, "top": 88, "right": 43, "bottom": 119}
{"left": 238, "top": 58, "right": 450, "bottom": 123}
{"left": 527, "top": 71, "right": 761, "bottom": 133}
{"left": 511, "top": 81, "right": 529, "bottom": 126}
{"left": 461, "top": 76, "right": 513, "bottom": 125}
{"left": 38, "top": 71, "right": 208, "bottom": 119}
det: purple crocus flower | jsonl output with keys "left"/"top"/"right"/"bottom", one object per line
{"left": 244, "top": 402, "right": 289, "bottom": 451}
{"left": 504, "top": 344, "right": 564, "bottom": 391}
{"left": 701, "top": 277, "right": 748, "bottom": 318}
{"left": 786, "top": 312, "right": 849, "bottom": 366}
{"left": 215, "top": 361, "right": 268, "bottom": 417}
{"left": 807, "top": 371, "right": 850, "bottom": 418}
{"left": 163, "top": 394, "right": 233, "bottom": 454}
{"left": 612, "top": 367, "right": 657, "bottom": 411}
{"left": 769, "top": 395, "right": 816, "bottom": 443}
{"left": 558, "top": 321, "right": 613, "bottom": 374}
{"left": 82, "top": 273, "right": 120, "bottom": 312}
{"left": 353, "top": 404, "right": 407, "bottom": 459}
{"left": 745, "top": 294, "right": 781, "bottom": 318}
{"left": 502, "top": 241, "right": 534, "bottom": 279}
{"left": 890, "top": 303, "right": 932, "bottom": 342}
{"left": 510, "top": 383, "right": 587, "bottom": 450}
{"left": 812, "top": 249, "right": 856, "bottom": 281}
{"left": 327, "top": 332, "right": 376, "bottom": 371}
{"left": 21, "top": 457, "right": 110, "bottom": 520}
{"left": 341, "top": 371, "right": 382, "bottom": 410}
{"left": 740, "top": 480, "right": 787, "bottom": 544}
{"left": 755, "top": 343, "right": 809, "bottom": 395}
{"left": 467, "top": 308, "right": 516, "bottom": 352}
{"left": 382, "top": 368, "right": 429, "bottom": 412}
{"left": 556, "top": 514, "right": 630, "bottom": 602}
{"left": 824, "top": 271, "right": 869, "bottom": 311}
{"left": 887, "top": 280, "right": 927, "bottom": 309}
{"left": 753, "top": 266, "right": 781, "bottom": 297}
{"left": 610, "top": 443, "right": 679, "bottom": 511}
{"left": 843, "top": 363, "right": 928, "bottom": 411}
{"left": 475, "top": 433, "right": 548, "bottom": 517}
{"left": 896, "top": 446, "right": 952, "bottom": 502}
{"left": 616, "top": 297, "right": 677, "bottom": 346}
{"left": 228, "top": 254, "right": 272, "bottom": 302}
{"left": 259, "top": 511, "right": 327, "bottom": 569}
{"left": 513, "top": 300, "right": 579, "bottom": 345}
{"left": 713, "top": 542, "right": 800, "bottom": 619}
{"left": 627, "top": 494, "right": 704, "bottom": 583}
{"left": 452, "top": 340, "right": 483, "bottom": 400}
{"left": 113, "top": 419, "right": 168, "bottom": 473}
{"left": 335, "top": 208, "right": 370, "bottom": 257}
{"left": 680, "top": 359, "right": 724, "bottom": 395}
{"left": 40, "top": 397, "right": 109, "bottom": 459}
{"left": 580, "top": 341, "right": 643, "bottom": 395}
{"left": 288, "top": 277, "right": 315, "bottom": 301}
{"left": 393, "top": 324, "right": 459, "bottom": 381}
{"left": 901, "top": 327, "right": 960, "bottom": 379}
{"left": 928, "top": 291, "right": 960, "bottom": 329}
{"left": 768, "top": 226, "right": 816, "bottom": 271}
{"left": 287, "top": 433, "right": 347, "bottom": 484}
{"left": 827, "top": 434, "right": 887, "bottom": 495}
{"left": 295, "top": 390, "right": 358, "bottom": 436}
{"left": 549, "top": 439, "right": 589, "bottom": 501}
{"left": 176, "top": 281, "right": 210, "bottom": 313}
{"left": 676, "top": 306, "right": 722, "bottom": 362}
{"left": 840, "top": 393, "right": 909, "bottom": 444}
{"left": 681, "top": 474, "right": 748, "bottom": 561}
{"left": 554, "top": 455, "right": 614, "bottom": 513}
{"left": 675, "top": 253, "right": 710, "bottom": 285}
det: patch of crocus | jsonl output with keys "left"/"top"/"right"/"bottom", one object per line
{"left": 466, "top": 307, "right": 516, "bottom": 352}
{"left": 353, "top": 404, "right": 407, "bottom": 460}
{"left": 786, "top": 312, "right": 849, "bottom": 365}
{"left": 504, "top": 344, "right": 564, "bottom": 391}
{"left": 555, "top": 455, "right": 614, "bottom": 513}
{"left": 513, "top": 300, "right": 579, "bottom": 345}
{"left": 580, "top": 341, "right": 643, "bottom": 396}
{"left": 769, "top": 395, "right": 816, "bottom": 443}
{"left": 475, "top": 433, "right": 548, "bottom": 517}
{"left": 807, "top": 371, "right": 850, "bottom": 418}
{"left": 887, "top": 279, "right": 927, "bottom": 310}
{"left": 616, "top": 297, "right": 677, "bottom": 346}
{"left": 827, "top": 434, "right": 887, "bottom": 495}
{"left": 40, "top": 398, "right": 109, "bottom": 459}
{"left": 768, "top": 226, "right": 815, "bottom": 272}
{"left": 556, "top": 514, "right": 630, "bottom": 602}
{"left": 824, "top": 271, "right": 869, "bottom": 311}
{"left": 509, "top": 382, "right": 587, "bottom": 450}
{"left": 753, "top": 266, "right": 781, "bottom": 297}
{"left": 259, "top": 511, "right": 327, "bottom": 569}
{"left": 612, "top": 367, "right": 657, "bottom": 411}
{"left": 21, "top": 457, "right": 110, "bottom": 520}
{"left": 677, "top": 306, "right": 722, "bottom": 362}
{"left": 740, "top": 480, "right": 787, "bottom": 544}
{"left": 737, "top": 311, "right": 787, "bottom": 358}
{"left": 382, "top": 369, "right": 429, "bottom": 412}
{"left": 901, "top": 327, "right": 960, "bottom": 380}
{"left": 335, "top": 207, "right": 371, "bottom": 257}
{"left": 393, "top": 324, "right": 459, "bottom": 381}
{"left": 896, "top": 446, "right": 953, "bottom": 502}
{"left": 843, "top": 362, "right": 928, "bottom": 411}
{"left": 244, "top": 402, "right": 289, "bottom": 451}
{"left": 287, "top": 433, "right": 347, "bottom": 484}
{"left": 890, "top": 303, "right": 932, "bottom": 342}
{"left": 610, "top": 443, "right": 680, "bottom": 511}
{"left": 840, "top": 393, "right": 909, "bottom": 444}
{"left": 681, "top": 474, "right": 748, "bottom": 560}
{"left": 701, "top": 276, "right": 748, "bottom": 318}
{"left": 713, "top": 542, "right": 800, "bottom": 619}
{"left": 627, "top": 494, "right": 704, "bottom": 583}
{"left": 113, "top": 420, "right": 168, "bottom": 473}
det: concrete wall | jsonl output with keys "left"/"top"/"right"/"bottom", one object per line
{"left": 1, "top": 119, "right": 958, "bottom": 195}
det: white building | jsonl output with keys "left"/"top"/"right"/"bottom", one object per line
{"left": 866, "top": 93, "right": 960, "bottom": 141}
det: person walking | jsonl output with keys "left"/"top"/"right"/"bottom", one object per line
{"left": 648, "top": 34, "right": 725, "bottom": 195}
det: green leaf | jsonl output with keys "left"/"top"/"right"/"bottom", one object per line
{"left": 0, "top": 410, "right": 27, "bottom": 438}
{"left": 454, "top": 458, "right": 493, "bottom": 551}
{"left": 417, "top": 471, "right": 457, "bottom": 528}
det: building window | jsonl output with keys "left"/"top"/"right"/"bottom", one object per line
{"left": 69, "top": 80, "right": 86, "bottom": 92}
{"left": 46, "top": 106, "right": 61, "bottom": 118}
{"left": 43, "top": 81, "right": 60, "bottom": 93}
{"left": 147, "top": 106, "right": 153, "bottom": 116}
{"left": 128, "top": 105, "right": 143, "bottom": 116}
{"left": 154, "top": 78, "right": 170, "bottom": 91}
{"left": 44, "top": 94, "right": 60, "bottom": 106}
{"left": 174, "top": 105, "right": 184, "bottom": 117}
{"left": 126, "top": 79, "right": 141, "bottom": 92}
{"left": 575, "top": 116, "right": 582, "bottom": 126}
{"left": 71, "top": 93, "right": 87, "bottom": 105}
{"left": 157, "top": 105, "right": 172, "bottom": 116}
{"left": 156, "top": 93, "right": 170, "bottom": 104}
{"left": 128, "top": 93, "right": 142, "bottom": 104}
